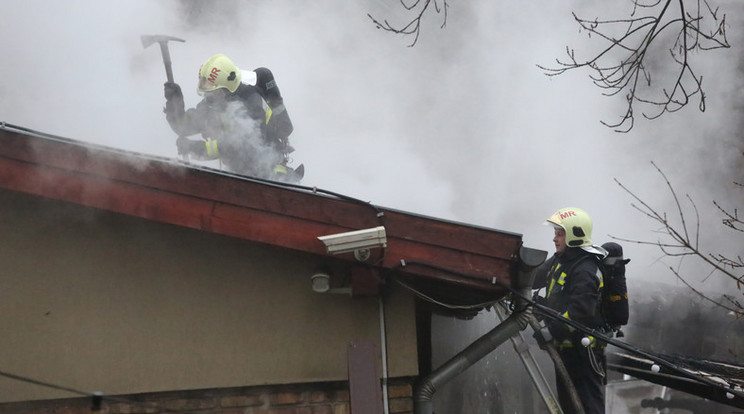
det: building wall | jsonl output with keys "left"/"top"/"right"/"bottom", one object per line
{"left": 0, "top": 191, "right": 418, "bottom": 402}
{"left": 0, "top": 378, "right": 415, "bottom": 414}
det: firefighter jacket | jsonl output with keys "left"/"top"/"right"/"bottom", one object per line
{"left": 253, "top": 67, "right": 294, "bottom": 143}
{"left": 165, "top": 83, "right": 282, "bottom": 177}
{"left": 543, "top": 248, "right": 604, "bottom": 344}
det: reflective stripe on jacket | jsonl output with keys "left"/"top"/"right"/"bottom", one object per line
{"left": 544, "top": 249, "right": 604, "bottom": 342}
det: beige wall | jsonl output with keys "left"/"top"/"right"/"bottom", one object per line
{"left": 0, "top": 190, "right": 418, "bottom": 402}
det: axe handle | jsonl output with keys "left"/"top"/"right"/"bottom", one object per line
{"left": 158, "top": 42, "right": 175, "bottom": 83}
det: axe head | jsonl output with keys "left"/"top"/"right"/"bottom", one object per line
{"left": 141, "top": 34, "right": 185, "bottom": 49}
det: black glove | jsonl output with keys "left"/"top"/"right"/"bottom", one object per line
{"left": 176, "top": 137, "right": 206, "bottom": 156}
{"left": 533, "top": 294, "right": 548, "bottom": 308}
{"left": 532, "top": 324, "right": 553, "bottom": 349}
{"left": 546, "top": 319, "right": 570, "bottom": 342}
{"left": 531, "top": 294, "right": 548, "bottom": 321}
{"left": 164, "top": 82, "right": 183, "bottom": 102}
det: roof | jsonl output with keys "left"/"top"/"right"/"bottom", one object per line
{"left": 0, "top": 123, "right": 528, "bottom": 313}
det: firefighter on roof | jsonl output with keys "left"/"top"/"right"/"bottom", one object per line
{"left": 163, "top": 53, "right": 302, "bottom": 182}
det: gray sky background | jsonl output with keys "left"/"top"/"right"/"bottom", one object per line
{"left": 1, "top": 0, "right": 742, "bottom": 292}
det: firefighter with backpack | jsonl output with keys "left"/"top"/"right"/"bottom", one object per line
{"left": 531, "top": 207, "right": 630, "bottom": 414}
{"left": 163, "top": 53, "right": 303, "bottom": 182}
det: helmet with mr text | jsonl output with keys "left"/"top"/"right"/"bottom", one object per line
{"left": 546, "top": 207, "right": 593, "bottom": 248}
{"left": 197, "top": 54, "right": 242, "bottom": 95}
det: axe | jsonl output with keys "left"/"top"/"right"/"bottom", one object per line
{"left": 142, "top": 34, "right": 189, "bottom": 163}
{"left": 141, "top": 34, "right": 185, "bottom": 83}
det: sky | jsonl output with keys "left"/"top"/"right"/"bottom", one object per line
{"left": 0, "top": 0, "right": 741, "bottom": 292}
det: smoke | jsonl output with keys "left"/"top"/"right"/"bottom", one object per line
{"left": 0, "top": 0, "right": 740, "bottom": 296}
{"left": 0, "top": 0, "right": 740, "bottom": 292}
{"left": 214, "top": 99, "right": 278, "bottom": 175}
{"left": 1, "top": 1, "right": 742, "bottom": 410}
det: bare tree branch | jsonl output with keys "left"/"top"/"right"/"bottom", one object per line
{"left": 612, "top": 162, "right": 744, "bottom": 315}
{"left": 367, "top": 0, "right": 449, "bottom": 47}
{"left": 370, "top": 2, "right": 730, "bottom": 130}
{"left": 668, "top": 261, "right": 742, "bottom": 314}
{"left": 714, "top": 200, "right": 744, "bottom": 233}
{"left": 538, "top": 0, "right": 730, "bottom": 132}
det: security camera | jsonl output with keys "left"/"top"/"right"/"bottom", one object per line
{"left": 317, "top": 226, "right": 387, "bottom": 255}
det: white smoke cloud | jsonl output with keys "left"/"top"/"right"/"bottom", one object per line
{"left": 1, "top": 2, "right": 742, "bottom": 411}
{"left": 0, "top": 0, "right": 741, "bottom": 290}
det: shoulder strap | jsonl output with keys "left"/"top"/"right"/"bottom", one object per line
{"left": 563, "top": 254, "right": 603, "bottom": 286}
{"left": 565, "top": 254, "right": 594, "bottom": 274}
{"left": 545, "top": 254, "right": 602, "bottom": 298}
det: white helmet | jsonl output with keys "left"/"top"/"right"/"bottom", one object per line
{"left": 546, "top": 207, "right": 607, "bottom": 256}
{"left": 197, "top": 54, "right": 242, "bottom": 95}
{"left": 546, "top": 207, "right": 594, "bottom": 247}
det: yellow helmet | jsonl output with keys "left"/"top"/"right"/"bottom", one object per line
{"left": 546, "top": 207, "right": 593, "bottom": 247}
{"left": 197, "top": 54, "right": 242, "bottom": 95}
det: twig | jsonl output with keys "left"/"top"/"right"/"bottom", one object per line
{"left": 612, "top": 162, "right": 743, "bottom": 314}
{"left": 538, "top": 0, "right": 729, "bottom": 132}
{"left": 367, "top": 0, "right": 449, "bottom": 47}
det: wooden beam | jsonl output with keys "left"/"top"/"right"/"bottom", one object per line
{"left": 348, "top": 341, "right": 384, "bottom": 414}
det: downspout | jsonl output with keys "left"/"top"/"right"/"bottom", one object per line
{"left": 413, "top": 246, "right": 547, "bottom": 414}
{"left": 379, "top": 297, "right": 390, "bottom": 414}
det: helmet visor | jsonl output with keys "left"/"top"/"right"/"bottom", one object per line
{"left": 197, "top": 76, "right": 219, "bottom": 95}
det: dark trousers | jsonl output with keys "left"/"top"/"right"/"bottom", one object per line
{"left": 556, "top": 346, "right": 606, "bottom": 414}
